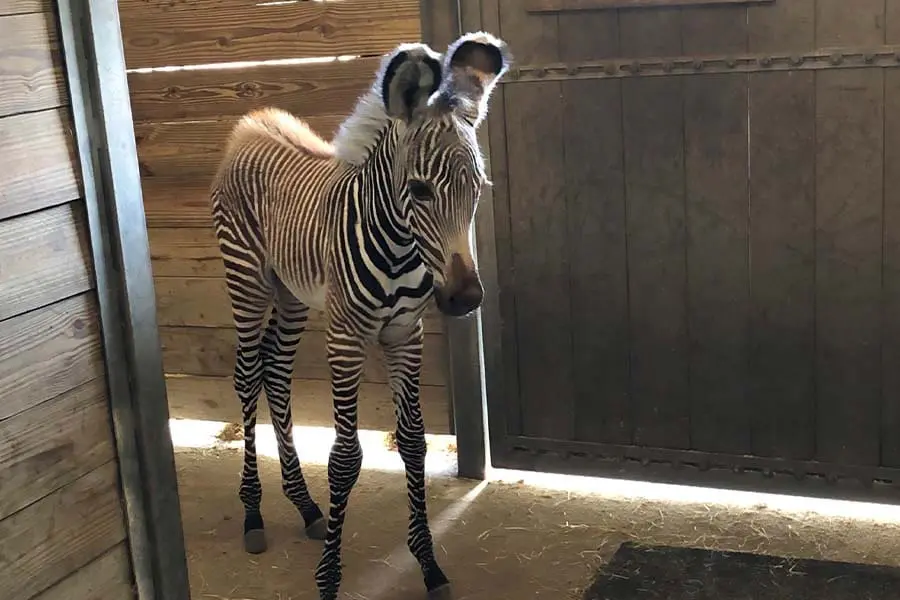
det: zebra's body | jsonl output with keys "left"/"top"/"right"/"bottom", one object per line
{"left": 209, "top": 33, "right": 511, "bottom": 600}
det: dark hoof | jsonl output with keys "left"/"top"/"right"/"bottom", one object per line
{"left": 305, "top": 517, "right": 327, "bottom": 540}
{"left": 428, "top": 583, "right": 453, "bottom": 600}
{"left": 244, "top": 529, "right": 268, "bottom": 554}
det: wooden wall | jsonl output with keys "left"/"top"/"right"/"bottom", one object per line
{"left": 0, "top": 2, "right": 134, "bottom": 598}
{"left": 118, "top": 0, "right": 451, "bottom": 434}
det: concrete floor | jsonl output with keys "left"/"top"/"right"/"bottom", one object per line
{"left": 174, "top": 431, "right": 900, "bottom": 600}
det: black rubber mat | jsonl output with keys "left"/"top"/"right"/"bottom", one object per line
{"left": 582, "top": 542, "right": 900, "bottom": 599}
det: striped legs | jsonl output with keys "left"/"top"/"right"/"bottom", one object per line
{"left": 261, "top": 288, "right": 325, "bottom": 539}
{"left": 381, "top": 322, "right": 449, "bottom": 598}
{"left": 314, "top": 325, "right": 366, "bottom": 600}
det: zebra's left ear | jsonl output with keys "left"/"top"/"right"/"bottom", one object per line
{"left": 441, "top": 32, "right": 512, "bottom": 126}
{"left": 378, "top": 43, "right": 443, "bottom": 123}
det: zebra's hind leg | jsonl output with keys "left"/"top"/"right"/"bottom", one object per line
{"left": 225, "top": 272, "right": 272, "bottom": 555}
{"left": 260, "top": 284, "right": 326, "bottom": 540}
{"left": 380, "top": 321, "right": 450, "bottom": 599}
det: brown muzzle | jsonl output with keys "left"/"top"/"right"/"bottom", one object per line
{"left": 433, "top": 252, "right": 484, "bottom": 317}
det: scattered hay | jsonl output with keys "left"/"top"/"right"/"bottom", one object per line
{"left": 384, "top": 431, "right": 398, "bottom": 451}
{"left": 216, "top": 422, "right": 244, "bottom": 442}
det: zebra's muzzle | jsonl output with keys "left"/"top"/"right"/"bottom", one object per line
{"left": 433, "top": 252, "right": 484, "bottom": 317}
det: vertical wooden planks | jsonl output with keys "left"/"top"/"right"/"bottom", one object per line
{"left": 681, "top": 6, "right": 751, "bottom": 455}
{"left": 559, "top": 11, "right": 630, "bottom": 444}
{"left": 882, "top": 12, "right": 900, "bottom": 468}
{"left": 747, "top": 0, "right": 817, "bottom": 460}
{"left": 620, "top": 8, "right": 690, "bottom": 449}
{"left": 814, "top": 1, "right": 885, "bottom": 466}
{"left": 499, "top": 0, "right": 574, "bottom": 439}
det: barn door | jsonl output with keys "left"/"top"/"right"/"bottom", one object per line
{"left": 473, "top": 0, "right": 900, "bottom": 502}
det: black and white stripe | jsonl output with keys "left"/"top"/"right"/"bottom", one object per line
{"left": 209, "top": 32, "right": 511, "bottom": 600}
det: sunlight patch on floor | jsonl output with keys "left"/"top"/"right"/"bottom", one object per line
{"left": 168, "top": 418, "right": 458, "bottom": 476}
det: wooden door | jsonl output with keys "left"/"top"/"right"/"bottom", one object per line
{"left": 476, "top": 0, "right": 900, "bottom": 502}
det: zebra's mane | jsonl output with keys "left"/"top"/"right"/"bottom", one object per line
{"left": 331, "top": 85, "right": 391, "bottom": 166}
{"left": 227, "top": 107, "right": 335, "bottom": 160}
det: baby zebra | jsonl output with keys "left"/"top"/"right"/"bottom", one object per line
{"left": 209, "top": 32, "right": 511, "bottom": 600}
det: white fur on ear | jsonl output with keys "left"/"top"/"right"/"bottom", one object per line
{"left": 377, "top": 42, "right": 443, "bottom": 121}
{"left": 439, "top": 31, "right": 512, "bottom": 126}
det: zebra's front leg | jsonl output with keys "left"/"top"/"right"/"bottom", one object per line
{"left": 381, "top": 322, "right": 450, "bottom": 599}
{"left": 261, "top": 294, "right": 326, "bottom": 540}
{"left": 314, "top": 326, "right": 366, "bottom": 600}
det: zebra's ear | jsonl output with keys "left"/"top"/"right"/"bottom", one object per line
{"left": 440, "top": 32, "right": 512, "bottom": 125}
{"left": 378, "top": 43, "right": 443, "bottom": 122}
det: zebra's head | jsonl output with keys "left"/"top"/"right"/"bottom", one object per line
{"left": 379, "top": 32, "right": 511, "bottom": 317}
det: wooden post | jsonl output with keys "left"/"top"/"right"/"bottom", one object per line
{"left": 56, "top": 1, "right": 191, "bottom": 598}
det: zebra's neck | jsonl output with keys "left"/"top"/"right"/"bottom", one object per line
{"left": 347, "top": 122, "right": 421, "bottom": 277}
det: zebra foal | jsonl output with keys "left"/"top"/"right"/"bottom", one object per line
{"left": 209, "top": 31, "right": 511, "bottom": 600}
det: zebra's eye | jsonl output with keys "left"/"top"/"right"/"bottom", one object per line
{"left": 407, "top": 179, "right": 435, "bottom": 202}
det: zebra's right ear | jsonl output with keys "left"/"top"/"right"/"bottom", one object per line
{"left": 378, "top": 43, "right": 443, "bottom": 122}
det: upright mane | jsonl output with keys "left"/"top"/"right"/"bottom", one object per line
{"left": 332, "top": 43, "right": 442, "bottom": 166}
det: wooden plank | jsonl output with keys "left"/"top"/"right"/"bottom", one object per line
{"left": 153, "top": 275, "right": 444, "bottom": 334}
{"left": 529, "top": 0, "right": 773, "bottom": 11}
{"left": 683, "top": 73, "right": 750, "bottom": 455}
{"left": 119, "top": 0, "right": 421, "bottom": 70}
{"left": 0, "top": 378, "right": 114, "bottom": 521}
{"left": 148, "top": 226, "right": 223, "bottom": 277}
{"left": 32, "top": 543, "right": 135, "bottom": 600}
{"left": 747, "top": 0, "right": 815, "bottom": 460}
{"left": 0, "top": 292, "right": 105, "bottom": 422}
{"left": 165, "top": 374, "right": 450, "bottom": 434}
{"left": 0, "top": 201, "right": 94, "bottom": 322}
{"left": 159, "top": 326, "right": 448, "bottom": 387}
{"left": 748, "top": 0, "right": 815, "bottom": 53}
{"left": 128, "top": 56, "right": 377, "bottom": 123}
{"left": 0, "top": 0, "right": 49, "bottom": 16}
{"left": 0, "top": 462, "right": 127, "bottom": 600}
{"left": 142, "top": 177, "right": 214, "bottom": 228}
{"left": 815, "top": 68, "right": 884, "bottom": 466}
{"left": 0, "top": 107, "right": 81, "bottom": 220}
{"left": 620, "top": 10, "right": 690, "bottom": 449}
{"left": 883, "top": 69, "right": 900, "bottom": 467}
{"left": 499, "top": 0, "right": 573, "bottom": 440}
{"left": 682, "top": 10, "right": 749, "bottom": 455}
{"left": 558, "top": 10, "right": 628, "bottom": 444}
{"left": 815, "top": 0, "right": 885, "bottom": 47}
{"left": 0, "top": 12, "right": 66, "bottom": 117}
{"left": 135, "top": 114, "right": 345, "bottom": 178}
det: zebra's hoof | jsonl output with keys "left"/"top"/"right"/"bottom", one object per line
{"left": 244, "top": 529, "right": 268, "bottom": 554}
{"left": 305, "top": 517, "right": 327, "bottom": 540}
{"left": 427, "top": 583, "right": 453, "bottom": 600}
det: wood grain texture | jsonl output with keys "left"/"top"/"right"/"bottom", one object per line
{"left": 621, "top": 10, "right": 690, "bottom": 450}
{"left": 815, "top": 0, "right": 885, "bottom": 47}
{"left": 748, "top": 0, "right": 816, "bottom": 460}
{"left": 128, "top": 56, "right": 376, "bottom": 123}
{"left": 498, "top": 0, "right": 575, "bottom": 441}
{"left": 159, "top": 326, "right": 447, "bottom": 387}
{"left": 0, "top": 107, "right": 82, "bottom": 220}
{"left": 119, "top": 0, "right": 421, "bottom": 70}
{"left": 0, "top": 11, "right": 66, "bottom": 117}
{"left": 142, "top": 178, "right": 214, "bottom": 228}
{"left": 154, "top": 275, "right": 443, "bottom": 334}
{"left": 0, "top": 0, "right": 49, "bottom": 17}
{"left": 148, "top": 226, "right": 224, "bottom": 277}
{"left": 165, "top": 374, "right": 450, "bottom": 434}
{"left": 135, "top": 114, "right": 345, "bottom": 178}
{"left": 529, "top": 0, "right": 773, "bottom": 11}
{"left": 0, "top": 292, "right": 105, "bottom": 422}
{"left": 0, "top": 201, "right": 94, "bottom": 322}
{"left": 32, "top": 543, "right": 135, "bottom": 600}
{"left": 884, "top": 69, "right": 900, "bottom": 467}
{"left": 0, "top": 462, "right": 127, "bottom": 600}
{"left": 0, "top": 378, "right": 114, "bottom": 521}
{"left": 815, "top": 68, "right": 884, "bottom": 466}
